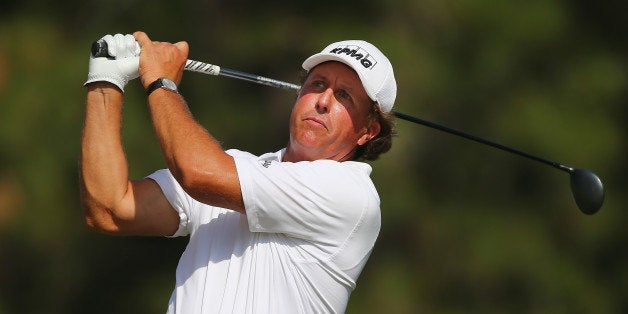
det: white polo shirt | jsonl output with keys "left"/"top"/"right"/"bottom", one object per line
{"left": 148, "top": 149, "right": 381, "bottom": 314}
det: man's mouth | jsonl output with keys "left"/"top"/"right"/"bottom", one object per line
{"left": 304, "top": 117, "right": 328, "bottom": 130}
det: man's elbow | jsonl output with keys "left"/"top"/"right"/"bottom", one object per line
{"left": 172, "top": 165, "right": 209, "bottom": 197}
{"left": 176, "top": 167, "right": 245, "bottom": 213}
{"left": 171, "top": 155, "right": 244, "bottom": 212}
{"left": 82, "top": 203, "right": 123, "bottom": 234}
{"left": 171, "top": 153, "right": 234, "bottom": 194}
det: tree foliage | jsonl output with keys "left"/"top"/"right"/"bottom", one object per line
{"left": 0, "top": 0, "right": 626, "bottom": 313}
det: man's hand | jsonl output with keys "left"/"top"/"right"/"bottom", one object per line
{"left": 133, "top": 31, "right": 189, "bottom": 89}
{"left": 84, "top": 34, "right": 140, "bottom": 92}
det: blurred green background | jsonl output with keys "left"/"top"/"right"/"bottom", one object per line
{"left": 0, "top": 0, "right": 626, "bottom": 313}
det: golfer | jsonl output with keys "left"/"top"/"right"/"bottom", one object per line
{"left": 80, "top": 31, "right": 397, "bottom": 313}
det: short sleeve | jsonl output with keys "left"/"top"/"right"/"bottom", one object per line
{"left": 234, "top": 156, "right": 380, "bottom": 246}
{"left": 146, "top": 169, "right": 193, "bottom": 237}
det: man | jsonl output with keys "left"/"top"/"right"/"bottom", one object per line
{"left": 80, "top": 31, "right": 397, "bottom": 313}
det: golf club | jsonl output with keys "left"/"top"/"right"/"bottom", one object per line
{"left": 92, "top": 40, "right": 605, "bottom": 215}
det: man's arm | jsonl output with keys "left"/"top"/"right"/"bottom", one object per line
{"left": 80, "top": 82, "right": 180, "bottom": 236}
{"left": 133, "top": 31, "right": 245, "bottom": 213}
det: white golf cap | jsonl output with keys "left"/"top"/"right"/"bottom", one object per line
{"left": 302, "top": 40, "right": 397, "bottom": 113}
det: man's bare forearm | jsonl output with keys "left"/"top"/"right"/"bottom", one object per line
{"left": 80, "top": 83, "right": 131, "bottom": 229}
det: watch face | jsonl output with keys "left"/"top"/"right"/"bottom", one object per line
{"left": 147, "top": 78, "right": 178, "bottom": 96}
{"left": 162, "top": 78, "right": 177, "bottom": 90}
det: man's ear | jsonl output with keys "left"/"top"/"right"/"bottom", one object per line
{"left": 357, "top": 121, "right": 381, "bottom": 146}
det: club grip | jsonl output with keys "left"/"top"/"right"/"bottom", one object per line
{"left": 91, "top": 40, "right": 110, "bottom": 58}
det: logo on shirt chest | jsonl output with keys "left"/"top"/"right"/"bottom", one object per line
{"left": 261, "top": 160, "right": 273, "bottom": 168}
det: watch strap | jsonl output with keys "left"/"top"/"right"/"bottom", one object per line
{"left": 146, "top": 78, "right": 178, "bottom": 96}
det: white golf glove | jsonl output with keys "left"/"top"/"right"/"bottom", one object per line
{"left": 84, "top": 34, "right": 140, "bottom": 92}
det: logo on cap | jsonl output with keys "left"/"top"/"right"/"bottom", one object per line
{"left": 329, "top": 45, "right": 378, "bottom": 70}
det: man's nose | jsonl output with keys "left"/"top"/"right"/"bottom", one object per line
{"left": 316, "top": 88, "right": 333, "bottom": 113}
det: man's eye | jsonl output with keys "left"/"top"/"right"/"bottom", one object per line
{"left": 338, "top": 90, "right": 351, "bottom": 100}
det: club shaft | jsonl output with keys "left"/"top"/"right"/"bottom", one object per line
{"left": 91, "top": 39, "right": 574, "bottom": 173}
{"left": 187, "top": 60, "right": 573, "bottom": 174}
{"left": 185, "top": 60, "right": 301, "bottom": 90}
{"left": 392, "top": 112, "right": 573, "bottom": 173}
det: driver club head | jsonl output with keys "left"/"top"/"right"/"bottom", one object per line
{"left": 569, "top": 168, "right": 605, "bottom": 215}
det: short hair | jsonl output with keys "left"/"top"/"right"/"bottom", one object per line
{"left": 352, "top": 103, "right": 396, "bottom": 161}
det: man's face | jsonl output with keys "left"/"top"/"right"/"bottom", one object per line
{"left": 284, "top": 62, "right": 381, "bottom": 162}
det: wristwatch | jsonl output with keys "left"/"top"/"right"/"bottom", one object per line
{"left": 146, "top": 77, "right": 178, "bottom": 96}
